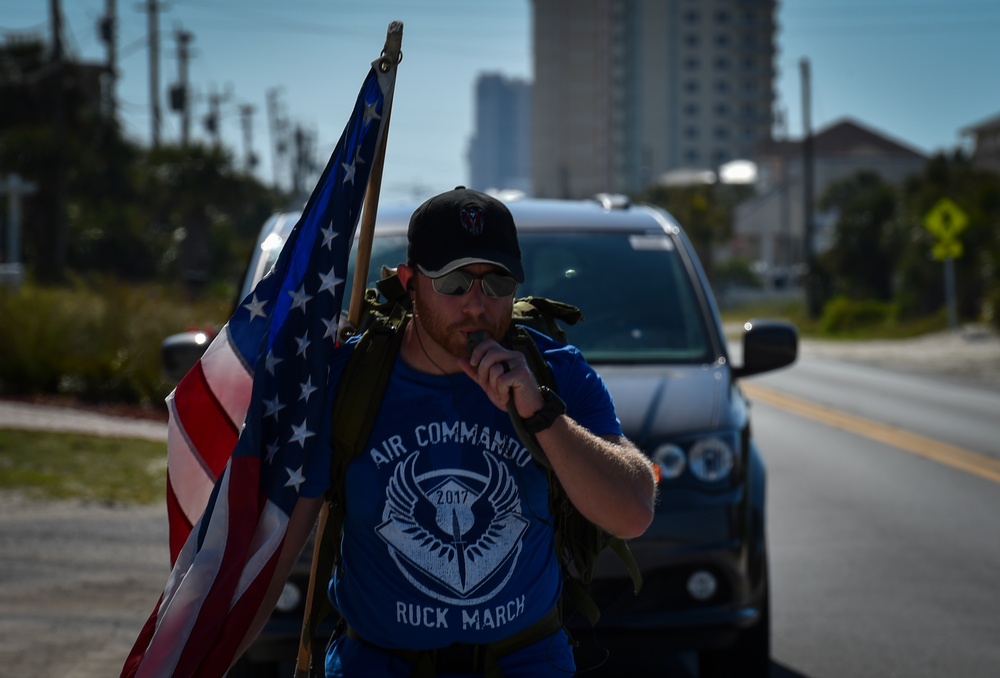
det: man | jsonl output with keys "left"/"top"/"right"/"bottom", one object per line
{"left": 241, "top": 187, "right": 656, "bottom": 676}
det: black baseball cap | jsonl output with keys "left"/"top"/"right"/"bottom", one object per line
{"left": 407, "top": 186, "right": 525, "bottom": 282}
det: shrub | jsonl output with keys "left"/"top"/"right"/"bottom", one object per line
{"left": 820, "top": 296, "right": 899, "bottom": 336}
{"left": 0, "top": 280, "right": 229, "bottom": 406}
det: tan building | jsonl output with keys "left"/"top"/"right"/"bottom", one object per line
{"left": 961, "top": 112, "right": 1000, "bottom": 176}
{"left": 531, "top": 0, "right": 777, "bottom": 198}
{"left": 733, "top": 118, "right": 927, "bottom": 286}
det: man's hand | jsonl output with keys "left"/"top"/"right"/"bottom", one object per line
{"left": 460, "top": 337, "right": 545, "bottom": 418}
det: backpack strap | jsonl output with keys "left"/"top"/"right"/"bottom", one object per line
{"left": 505, "top": 325, "right": 643, "bottom": 627}
{"left": 301, "top": 305, "right": 408, "bottom": 661}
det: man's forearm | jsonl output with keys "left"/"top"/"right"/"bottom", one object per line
{"left": 537, "top": 417, "right": 656, "bottom": 538}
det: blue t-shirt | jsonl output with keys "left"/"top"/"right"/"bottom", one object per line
{"left": 304, "top": 329, "right": 622, "bottom": 653}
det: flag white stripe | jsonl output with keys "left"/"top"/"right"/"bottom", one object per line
{"left": 165, "top": 400, "right": 217, "bottom": 526}
{"left": 136, "top": 465, "right": 234, "bottom": 678}
{"left": 200, "top": 324, "right": 254, "bottom": 427}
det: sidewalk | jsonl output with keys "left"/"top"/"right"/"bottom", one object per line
{"left": 0, "top": 399, "right": 167, "bottom": 441}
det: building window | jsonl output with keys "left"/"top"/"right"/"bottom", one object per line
{"left": 684, "top": 103, "right": 700, "bottom": 116}
{"left": 714, "top": 57, "right": 731, "bottom": 71}
{"left": 714, "top": 80, "right": 731, "bottom": 93}
{"left": 715, "top": 34, "right": 731, "bottom": 47}
{"left": 685, "top": 33, "right": 701, "bottom": 47}
{"left": 714, "top": 126, "right": 730, "bottom": 140}
{"left": 684, "top": 126, "right": 700, "bottom": 139}
{"left": 684, "top": 57, "right": 700, "bottom": 70}
{"left": 713, "top": 149, "right": 729, "bottom": 164}
{"left": 715, "top": 103, "right": 730, "bottom": 116}
{"left": 714, "top": 10, "right": 731, "bottom": 24}
{"left": 684, "top": 149, "right": 701, "bottom": 163}
{"left": 684, "top": 9, "right": 700, "bottom": 23}
{"left": 684, "top": 80, "right": 701, "bottom": 93}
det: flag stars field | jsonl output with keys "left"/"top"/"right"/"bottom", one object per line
{"left": 243, "top": 294, "right": 268, "bottom": 321}
{"left": 285, "top": 466, "right": 307, "bottom": 493}
{"left": 299, "top": 376, "right": 318, "bottom": 402}
{"left": 318, "top": 267, "right": 344, "bottom": 296}
{"left": 289, "top": 286, "right": 313, "bottom": 311}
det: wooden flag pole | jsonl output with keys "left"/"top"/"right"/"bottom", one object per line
{"left": 294, "top": 22, "right": 402, "bottom": 678}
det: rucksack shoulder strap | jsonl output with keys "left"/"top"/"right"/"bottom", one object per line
{"left": 303, "top": 307, "right": 408, "bottom": 653}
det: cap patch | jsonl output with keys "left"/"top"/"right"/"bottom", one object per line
{"left": 460, "top": 206, "right": 486, "bottom": 235}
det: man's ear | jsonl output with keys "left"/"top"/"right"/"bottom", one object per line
{"left": 397, "top": 263, "right": 416, "bottom": 294}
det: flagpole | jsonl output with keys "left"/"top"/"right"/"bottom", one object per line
{"left": 294, "top": 22, "right": 402, "bottom": 678}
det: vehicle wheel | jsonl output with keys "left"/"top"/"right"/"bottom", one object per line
{"left": 698, "top": 571, "right": 771, "bottom": 678}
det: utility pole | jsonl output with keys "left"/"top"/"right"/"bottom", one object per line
{"left": 266, "top": 87, "right": 289, "bottom": 190}
{"left": 239, "top": 104, "right": 258, "bottom": 174}
{"left": 290, "top": 125, "right": 317, "bottom": 200}
{"left": 48, "top": 0, "right": 68, "bottom": 282}
{"left": 204, "top": 87, "right": 229, "bottom": 148}
{"left": 800, "top": 57, "right": 820, "bottom": 318}
{"left": 170, "top": 27, "right": 194, "bottom": 147}
{"left": 98, "top": 0, "right": 117, "bottom": 121}
{"left": 140, "top": 0, "right": 166, "bottom": 147}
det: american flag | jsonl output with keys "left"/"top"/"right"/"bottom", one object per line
{"left": 121, "top": 57, "right": 396, "bottom": 678}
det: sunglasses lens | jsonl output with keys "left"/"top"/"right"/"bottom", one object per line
{"left": 432, "top": 271, "right": 473, "bottom": 296}
{"left": 481, "top": 274, "right": 518, "bottom": 297}
{"left": 429, "top": 271, "right": 517, "bottom": 297}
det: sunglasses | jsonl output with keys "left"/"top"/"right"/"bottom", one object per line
{"left": 428, "top": 270, "right": 519, "bottom": 298}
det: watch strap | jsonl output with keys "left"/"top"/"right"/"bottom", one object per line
{"left": 522, "top": 386, "right": 566, "bottom": 434}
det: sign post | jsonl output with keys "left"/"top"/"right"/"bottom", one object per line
{"left": 923, "top": 198, "right": 967, "bottom": 330}
{"left": 0, "top": 172, "right": 38, "bottom": 287}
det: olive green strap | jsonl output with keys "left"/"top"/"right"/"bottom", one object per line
{"left": 301, "top": 309, "right": 409, "bottom": 663}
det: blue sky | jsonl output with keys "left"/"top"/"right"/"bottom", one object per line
{"left": 5, "top": 1, "right": 1000, "bottom": 203}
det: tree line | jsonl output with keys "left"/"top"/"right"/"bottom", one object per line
{"left": 1, "top": 38, "right": 287, "bottom": 294}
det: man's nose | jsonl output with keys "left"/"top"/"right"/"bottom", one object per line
{"left": 461, "top": 280, "right": 489, "bottom": 310}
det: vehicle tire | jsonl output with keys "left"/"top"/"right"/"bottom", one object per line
{"left": 698, "top": 570, "right": 771, "bottom": 678}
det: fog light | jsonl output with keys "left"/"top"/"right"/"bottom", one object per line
{"left": 275, "top": 580, "right": 302, "bottom": 612}
{"left": 687, "top": 570, "right": 717, "bottom": 601}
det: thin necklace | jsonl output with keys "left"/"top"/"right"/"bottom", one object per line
{"left": 414, "top": 321, "right": 450, "bottom": 375}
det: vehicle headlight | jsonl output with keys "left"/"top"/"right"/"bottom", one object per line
{"left": 688, "top": 437, "right": 735, "bottom": 482}
{"left": 652, "top": 443, "right": 686, "bottom": 481}
{"left": 275, "top": 580, "right": 303, "bottom": 613}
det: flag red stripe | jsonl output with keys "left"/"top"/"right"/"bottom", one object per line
{"left": 193, "top": 544, "right": 284, "bottom": 677}
{"left": 165, "top": 477, "right": 193, "bottom": 566}
{"left": 119, "top": 594, "right": 164, "bottom": 678}
{"left": 174, "top": 361, "right": 240, "bottom": 480}
{"left": 173, "top": 454, "right": 265, "bottom": 676}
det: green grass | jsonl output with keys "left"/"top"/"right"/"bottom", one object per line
{"left": 720, "top": 297, "right": 950, "bottom": 340}
{"left": 0, "top": 429, "right": 167, "bottom": 504}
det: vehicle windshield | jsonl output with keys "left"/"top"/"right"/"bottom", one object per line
{"left": 346, "top": 230, "right": 713, "bottom": 364}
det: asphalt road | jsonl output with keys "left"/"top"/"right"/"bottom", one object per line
{"left": 759, "top": 388, "right": 1000, "bottom": 677}
{"left": 0, "top": 494, "right": 168, "bottom": 678}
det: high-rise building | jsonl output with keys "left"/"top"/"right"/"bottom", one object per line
{"left": 467, "top": 74, "right": 533, "bottom": 194}
{"left": 532, "top": 0, "right": 777, "bottom": 198}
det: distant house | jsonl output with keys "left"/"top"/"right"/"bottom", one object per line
{"left": 961, "top": 112, "right": 1000, "bottom": 176}
{"left": 732, "top": 118, "right": 927, "bottom": 287}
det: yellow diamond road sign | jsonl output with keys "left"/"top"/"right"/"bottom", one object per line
{"left": 924, "top": 198, "right": 968, "bottom": 240}
{"left": 932, "top": 239, "right": 963, "bottom": 261}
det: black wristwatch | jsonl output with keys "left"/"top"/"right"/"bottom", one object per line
{"left": 522, "top": 386, "right": 567, "bottom": 434}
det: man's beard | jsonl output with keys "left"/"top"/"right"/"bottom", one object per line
{"left": 412, "top": 292, "right": 512, "bottom": 359}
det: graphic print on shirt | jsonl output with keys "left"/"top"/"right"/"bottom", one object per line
{"left": 376, "top": 450, "right": 530, "bottom": 606}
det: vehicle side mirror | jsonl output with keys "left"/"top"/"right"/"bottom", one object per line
{"left": 161, "top": 330, "right": 212, "bottom": 383}
{"left": 732, "top": 319, "right": 798, "bottom": 380}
